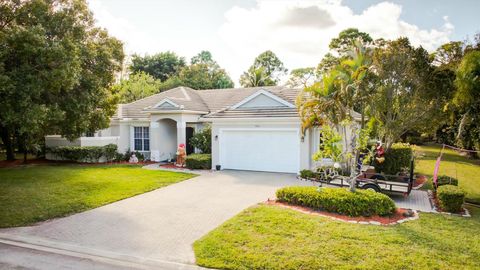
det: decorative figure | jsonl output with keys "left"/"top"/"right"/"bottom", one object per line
{"left": 176, "top": 143, "right": 186, "bottom": 167}
{"left": 129, "top": 153, "right": 139, "bottom": 163}
{"left": 375, "top": 140, "right": 385, "bottom": 164}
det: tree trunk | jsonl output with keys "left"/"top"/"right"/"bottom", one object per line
{"left": 0, "top": 125, "right": 15, "bottom": 161}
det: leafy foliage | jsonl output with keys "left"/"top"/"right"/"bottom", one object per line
{"left": 312, "top": 125, "right": 343, "bottom": 162}
{"left": 189, "top": 126, "right": 211, "bottom": 153}
{"left": 240, "top": 50, "right": 287, "bottom": 86}
{"left": 374, "top": 143, "right": 413, "bottom": 175}
{"left": 130, "top": 51, "right": 186, "bottom": 82}
{"left": 47, "top": 144, "right": 118, "bottom": 163}
{"left": 286, "top": 67, "right": 316, "bottom": 88}
{"left": 370, "top": 38, "right": 438, "bottom": 149}
{"left": 437, "top": 185, "right": 465, "bottom": 213}
{"left": 329, "top": 28, "right": 373, "bottom": 56}
{"left": 436, "top": 175, "right": 459, "bottom": 187}
{"left": 0, "top": 0, "right": 124, "bottom": 160}
{"left": 113, "top": 72, "right": 162, "bottom": 103}
{"left": 185, "top": 153, "right": 212, "bottom": 170}
{"left": 276, "top": 186, "right": 396, "bottom": 217}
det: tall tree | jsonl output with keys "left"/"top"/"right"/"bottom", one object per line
{"left": 113, "top": 72, "right": 162, "bottom": 103}
{"left": 453, "top": 50, "right": 480, "bottom": 153}
{"left": 370, "top": 38, "right": 436, "bottom": 149}
{"left": 175, "top": 51, "right": 233, "bottom": 90}
{"left": 287, "top": 67, "right": 316, "bottom": 88}
{"left": 298, "top": 39, "right": 373, "bottom": 191}
{"left": 239, "top": 67, "right": 268, "bottom": 87}
{"left": 130, "top": 51, "right": 185, "bottom": 82}
{"left": 240, "top": 50, "right": 287, "bottom": 87}
{"left": 329, "top": 28, "right": 373, "bottom": 56}
{"left": 0, "top": 0, "right": 124, "bottom": 161}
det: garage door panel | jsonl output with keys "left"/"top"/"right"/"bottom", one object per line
{"left": 220, "top": 129, "right": 300, "bottom": 173}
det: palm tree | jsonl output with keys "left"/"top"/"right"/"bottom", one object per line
{"left": 297, "top": 39, "right": 373, "bottom": 191}
{"left": 239, "top": 67, "right": 268, "bottom": 87}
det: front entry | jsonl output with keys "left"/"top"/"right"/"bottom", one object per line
{"left": 186, "top": 127, "right": 195, "bottom": 154}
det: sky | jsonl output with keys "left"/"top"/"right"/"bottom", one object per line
{"left": 87, "top": 0, "right": 480, "bottom": 85}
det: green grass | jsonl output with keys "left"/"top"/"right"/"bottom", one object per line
{"left": 0, "top": 164, "right": 195, "bottom": 228}
{"left": 194, "top": 204, "right": 480, "bottom": 270}
{"left": 415, "top": 144, "right": 480, "bottom": 204}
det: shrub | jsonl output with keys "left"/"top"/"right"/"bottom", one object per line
{"left": 299, "top": 169, "right": 316, "bottom": 179}
{"left": 276, "top": 186, "right": 396, "bottom": 217}
{"left": 123, "top": 149, "right": 145, "bottom": 162}
{"left": 374, "top": 143, "right": 413, "bottom": 175}
{"left": 435, "top": 175, "right": 459, "bottom": 187}
{"left": 48, "top": 144, "right": 118, "bottom": 162}
{"left": 189, "top": 126, "right": 211, "bottom": 153}
{"left": 186, "top": 154, "right": 211, "bottom": 169}
{"left": 437, "top": 185, "right": 465, "bottom": 213}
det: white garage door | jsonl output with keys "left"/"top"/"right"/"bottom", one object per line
{"left": 220, "top": 129, "right": 300, "bottom": 173}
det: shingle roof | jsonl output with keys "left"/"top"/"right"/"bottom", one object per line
{"left": 114, "top": 86, "right": 300, "bottom": 119}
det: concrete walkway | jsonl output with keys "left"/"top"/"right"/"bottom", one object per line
{"left": 0, "top": 170, "right": 309, "bottom": 267}
{"left": 391, "top": 190, "right": 435, "bottom": 212}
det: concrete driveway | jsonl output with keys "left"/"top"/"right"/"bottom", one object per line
{"left": 0, "top": 170, "right": 309, "bottom": 268}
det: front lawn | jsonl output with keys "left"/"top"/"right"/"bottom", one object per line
{"left": 0, "top": 164, "right": 195, "bottom": 228}
{"left": 194, "top": 204, "right": 480, "bottom": 270}
{"left": 415, "top": 144, "right": 480, "bottom": 204}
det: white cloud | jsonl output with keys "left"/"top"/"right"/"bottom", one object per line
{"left": 87, "top": 0, "right": 152, "bottom": 55}
{"left": 219, "top": 0, "right": 454, "bottom": 84}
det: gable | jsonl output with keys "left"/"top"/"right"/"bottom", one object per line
{"left": 153, "top": 99, "right": 179, "bottom": 109}
{"left": 231, "top": 90, "right": 295, "bottom": 110}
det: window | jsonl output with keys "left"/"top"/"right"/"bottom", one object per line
{"left": 134, "top": 127, "right": 150, "bottom": 151}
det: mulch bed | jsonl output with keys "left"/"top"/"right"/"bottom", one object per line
{"left": 413, "top": 175, "right": 428, "bottom": 189}
{"left": 265, "top": 200, "right": 417, "bottom": 225}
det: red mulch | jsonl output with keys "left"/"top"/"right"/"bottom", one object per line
{"left": 265, "top": 200, "right": 413, "bottom": 225}
{"left": 0, "top": 158, "right": 155, "bottom": 168}
{"left": 413, "top": 175, "right": 428, "bottom": 188}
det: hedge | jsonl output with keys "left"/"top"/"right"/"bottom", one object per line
{"left": 185, "top": 154, "right": 211, "bottom": 170}
{"left": 47, "top": 144, "right": 118, "bottom": 162}
{"left": 435, "top": 175, "right": 459, "bottom": 187}
{"left": 276, "top": 186, "right": 396, "bottom": 217}
{"left": 437, "top": 185, "right": 465, "bottom": 213}
{"left": 374, "top": 143, "right": 413, "bottom": 175}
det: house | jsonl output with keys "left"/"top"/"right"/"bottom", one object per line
{"left": 46, "top": 86, "right": 355, "bottom": 173}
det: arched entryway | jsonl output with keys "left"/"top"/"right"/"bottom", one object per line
{"left": 156, "top": 118, "right": 177, "bottom": 161}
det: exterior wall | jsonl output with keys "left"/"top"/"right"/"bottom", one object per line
{"left": 210, "top": 118, "right": 310, "bottom": 173}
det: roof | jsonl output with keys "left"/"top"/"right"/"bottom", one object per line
{"left": 114, "top": 86, "right": 301, "bottom": 120}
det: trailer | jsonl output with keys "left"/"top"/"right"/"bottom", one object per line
{"left": 300, "top": 159, "right": 416, "bottom": 196}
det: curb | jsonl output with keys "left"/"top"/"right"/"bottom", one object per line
{"left": 0, "top": 233, "right": 207, "bottom": 270}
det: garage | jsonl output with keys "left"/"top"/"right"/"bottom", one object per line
{"left": 219, "top": 129, "right": 300, "bottom": 173}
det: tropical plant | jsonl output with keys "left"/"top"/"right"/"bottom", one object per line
{"left": 240, "top": 50, "right": 287, "bottom": 86}
{"left": 297, "top": 38, "right": 373, "bottom": 191}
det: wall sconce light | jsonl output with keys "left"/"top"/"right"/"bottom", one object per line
{"left": 301, "top": 136, "right": 305, "bottom": 142}
{"left": 215, "top": 135, "right": 218, "bottom": 141}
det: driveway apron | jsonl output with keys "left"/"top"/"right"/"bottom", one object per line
{"left": 1, "top": 170, "right": 307, "bottom": 264}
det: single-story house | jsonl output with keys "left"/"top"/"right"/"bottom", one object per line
{"left": 46, "top": 86, "right": 356, "bottom": 173}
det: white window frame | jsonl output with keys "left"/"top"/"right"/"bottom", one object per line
{"left": 131, "top": 126, "right": 150, "bottom": 152}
